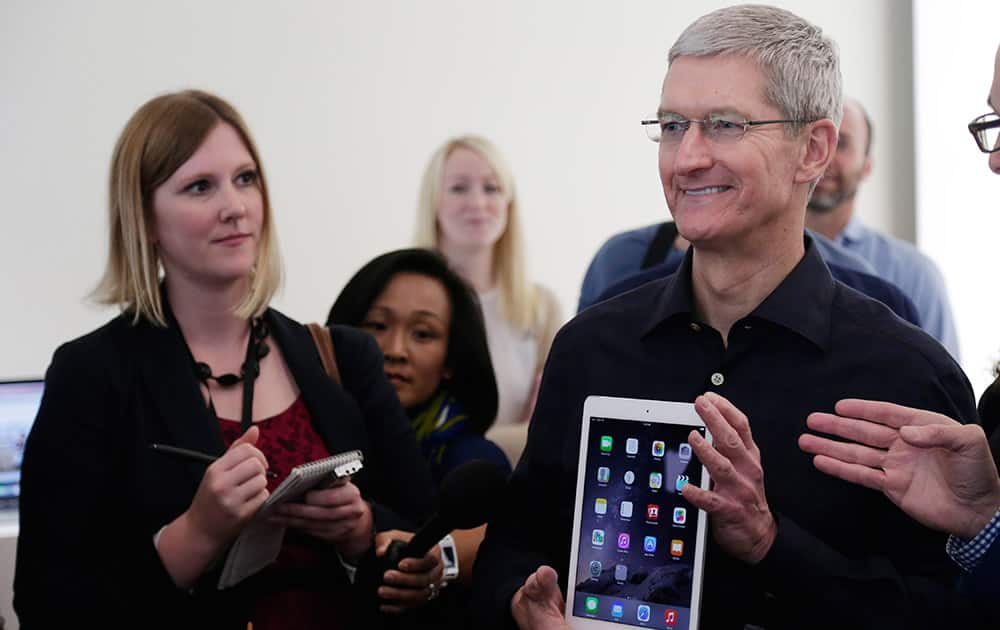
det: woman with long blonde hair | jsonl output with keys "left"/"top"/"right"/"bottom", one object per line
{"left": 415, "top": 135, "right": 562, "bottom": 429}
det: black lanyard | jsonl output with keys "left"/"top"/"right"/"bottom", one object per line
{"left": 195, "top": 318, "right": 270, "bottom": 433}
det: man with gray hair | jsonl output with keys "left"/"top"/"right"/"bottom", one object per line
{"left": 470, "top": 5, "right": 979, "bottom": 629}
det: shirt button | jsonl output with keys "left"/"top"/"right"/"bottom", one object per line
{"left": 689, "top": 323, "right": 702, "bottom": 332}
{"left": 710, "top": 372, "right": 724, "bottom": 386}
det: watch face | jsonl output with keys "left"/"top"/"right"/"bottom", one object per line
{"left": 441, "top": 545, "right": 457, "bottom": 566}
{"left": 440, "top": 536, "right": 459, "bottom": 579}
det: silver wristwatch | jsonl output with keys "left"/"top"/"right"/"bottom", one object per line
{"left": 439, "top": 534, "right": 459, "bottom": 582}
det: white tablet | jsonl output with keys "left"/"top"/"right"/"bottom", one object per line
{"left": 566, "top": 396, "right": 712, "bottom": 630}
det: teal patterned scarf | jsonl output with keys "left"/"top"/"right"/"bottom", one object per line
{"left": 408, "top": 389, "right": 469, "bottom": 481}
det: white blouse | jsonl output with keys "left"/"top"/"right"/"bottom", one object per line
{"left": 478, "top": 289, "right": 538, "bottom": 426}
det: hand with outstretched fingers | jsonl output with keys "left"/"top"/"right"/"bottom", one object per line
{"left": 681, "top": 392, "right": 777, "bottom": 564}
{"left": 801, "top": 398, "right": 1000, "bottom": 539}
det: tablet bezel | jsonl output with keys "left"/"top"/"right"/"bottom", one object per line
{"left": 565, "top": 395, "right": 712, "bottom": 630}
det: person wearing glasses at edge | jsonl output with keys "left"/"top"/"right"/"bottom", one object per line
{"left": 800, "top": 44, "right": 1000, "bottom": 627}
{"left": 327, "top": 248, "right": 513, "bottom": 621}
{"left": 468, "top": 6, "right": 983, "bottom": 630}
{"left": 13, "top": 90, "right": 439, "bottom": 629}
{"left": 413, "top": 135, "right": 563, "bottom": 437}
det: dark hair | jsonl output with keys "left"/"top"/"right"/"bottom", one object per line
{"left": 328, "top": 248, "right": 499, "bottom": 435}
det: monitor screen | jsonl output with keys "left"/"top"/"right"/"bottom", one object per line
{"left": 0, "top": 379, "right": 44, "bottom": 510}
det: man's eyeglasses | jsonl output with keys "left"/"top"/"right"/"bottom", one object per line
{"left": 968, "top": 113, "right": 1000, "bottom": 153}
{"left": 640, "top": 115, "right": 815, "bottom": 144}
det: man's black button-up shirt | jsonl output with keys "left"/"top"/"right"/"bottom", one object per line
{"left": 473, "top": 239, "right": 979, "bottom": 629}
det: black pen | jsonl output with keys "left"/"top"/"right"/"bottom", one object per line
{"left": 149, "top": 443, "right": 277, "bottom": 478}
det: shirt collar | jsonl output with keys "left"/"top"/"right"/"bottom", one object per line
{"left": 640, "top": 247, "right": 698, "bottom": 336}
{"left": 839, "top": 215, "right": 867, "bottom": 245}
{"left": 642, "top": 235, "right": 835, "bottom": 351}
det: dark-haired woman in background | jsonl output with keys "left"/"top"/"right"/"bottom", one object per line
{"left": 328, "top": 248, "right": 511, "bottom": 603}
{"left": 328, "top": 248, "right": 509, "bottom": 484}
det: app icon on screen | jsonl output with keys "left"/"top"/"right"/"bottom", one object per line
{"left": 646, "top": 503, "right": 660, "bottom": 522}
{"left": 643, "top": 535, "right": 657, "bottom": 553}
{"left": 671, "top": 539, "right": 684, "bottom": 557}
{"left": 649, "top": 472, "right": 663, "bottom": 489}
{"left": 617, "top": 532, "right": 630, "bottom": 549}
{"left": 673, "top": 507, "right": 687, "bottom": 525}
{"left": 585, "top": 596, "right": 599, "bottom": 614}
{"left": 620, "top": 501, "right": 633, "bottom": 518}
{"left": 675, "top": 474, "right": 689, "bottom": 493}
{"left": 652, "top": 440, "right": 665, "bottom": 457}
{"left": 624, "top": 470, "right": 636, "bottom": 485}
{"left": 600, "top": 436, "right": 613, "bottom": 452}
{"left": 611, "top": 601, "right": 624, "bottom": 618}
{"left": 597, "top": 466, "right": 610, "bottom": 483}
{"left": 592, "top": 529, "right": 605, "bottom": 546}
{"left": 595, "top": 498, "right": 607, "bottom": 514}
{"left": 589, "top": 560, "right": 602, "bottom": 578}
{"left": 614, "top": 563, "right": 628, "bottom": 581}
{"left": 637, "top": 604, "right": 651, "bottom": 622}
{"left": 679, "top": 442, "right": 692, "bottom": 461}
{"left": 664, "top": 608, "right": 678, "bottom": 626}
{"left": 625, "top": 438, "right": 639, "bottom": 455}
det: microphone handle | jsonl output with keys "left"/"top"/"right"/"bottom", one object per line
{"left": 400, "top": 518, "right": 451, "bottom": 559}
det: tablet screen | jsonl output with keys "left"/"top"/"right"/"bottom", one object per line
{"left": 571, "top": 415, "right": 707, "bottom": 628}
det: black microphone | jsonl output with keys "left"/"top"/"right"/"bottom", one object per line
{"left": 357, "top": 459, "right": 507, "bottom": 628}
{"left": 396, "top": 458, "right": 508, "bottom": 559}
{"left": 360, "top": 459, "right": 509, "bottom": 625}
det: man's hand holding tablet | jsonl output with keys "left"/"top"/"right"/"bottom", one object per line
{"left": 682, "top": 392, "right": 777, "bottom": 564}
{"left": 511, "top": 565, "right": 570, "bottom": 630}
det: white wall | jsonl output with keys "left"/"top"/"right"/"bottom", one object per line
{"left": 1, "top": 0, "right": 912, "bottom": 379}
{"left": 0, "top": 1, "right": 913, "bottom": 626}
{"left": 913, "top": 0, "right": 1000, "bottom": 396}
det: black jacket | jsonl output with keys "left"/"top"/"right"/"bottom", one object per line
{"left": 14, "top": 308, "right": 435, "bottom": 628}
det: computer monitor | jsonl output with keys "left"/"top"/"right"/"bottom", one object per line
{"left": 0, "top": 379, "right": 44, "bottom": 511}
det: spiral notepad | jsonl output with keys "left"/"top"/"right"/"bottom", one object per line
{"left": 218, "top": 449, "right": 364, "bottom": 589}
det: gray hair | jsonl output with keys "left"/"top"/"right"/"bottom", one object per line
{"left": 669, "top": 4, "right": 843, "bottom": 132}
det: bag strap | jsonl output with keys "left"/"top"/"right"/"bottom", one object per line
{"left": 639, "top": 221, "right": 679, "bottom": 270}
{"left": 306, "top": 323, "right": 341, "bottom": 385}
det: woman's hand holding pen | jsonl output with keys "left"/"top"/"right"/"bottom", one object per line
{"left": 157, "top": 426, "right": 270, "bottom": 587}
{"left": 186, "top": 425, "right": 271, "bottom": 543}
{"left": 269, "top": 478, "right": 374, "bottom": 563}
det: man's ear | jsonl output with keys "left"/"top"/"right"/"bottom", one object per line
{"left": 860, "top": 154, "right": 873, "bottom": 180}
{"left": 795, "top": 119, "right": 838, "bottom": 184}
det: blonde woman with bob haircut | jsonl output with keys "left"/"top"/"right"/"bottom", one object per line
{"left": 415, "top": 135, "right": 562, "bottom": 431}
{"left": 14, "top": 89, "right": 440, "bottom": 628}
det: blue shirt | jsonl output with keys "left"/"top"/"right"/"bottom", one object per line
{"left": 474, "top": 241, "right": 978, "bottom": 629}
{"left": 834, "top": 217, "right": 960, "bottom": 360}
{"left": 578, "top": 222, "right": 876, "bottom": 313}
{"left": 947, "top": 506, "right": 1000, "bottom": 573}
